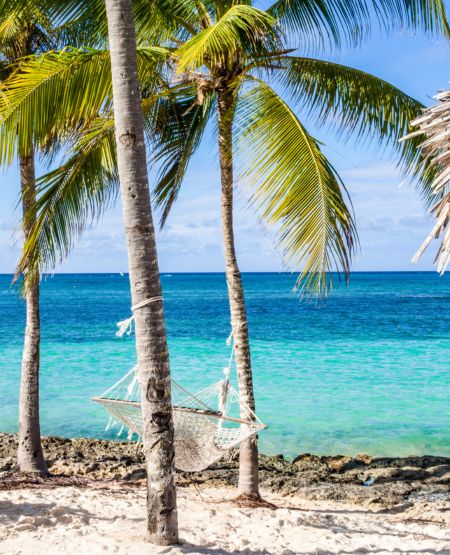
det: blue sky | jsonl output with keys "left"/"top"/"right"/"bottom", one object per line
{"left": 1, "top": 28, "right": 450, "bottom": 274}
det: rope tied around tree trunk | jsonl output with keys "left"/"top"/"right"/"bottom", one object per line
{"left": 116, "top": 296, "right": 163, "bottom": 337}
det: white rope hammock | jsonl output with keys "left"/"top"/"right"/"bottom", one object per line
{"left": 92, "top": 301, "right": 267, "bottom": 472}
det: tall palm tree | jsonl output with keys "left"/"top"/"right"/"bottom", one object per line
{"left": 0, "top": 4, "right": 59, "bottom": 475}
{"left": 146, "top": 1, "right": 450, "bottom": 499}
{"left": 1, "top": 1, "right": 179, "bottom": 543}
{"left": 103, "top": 0, "right": 178, "bottom": 544}
{"left": 0, "top": 0, "right": 105, "bottom": 476}
{"left": 1, "top": 0, "right": 449, "bottom": 499}
{"left": 0, "top": 0, "right": 104, "bottom": 476}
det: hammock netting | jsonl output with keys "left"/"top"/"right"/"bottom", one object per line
{"left": 93, "top": 366, "right": 266, "bottom": 472}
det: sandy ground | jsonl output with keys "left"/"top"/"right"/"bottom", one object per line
{"left": 0, "top": 485, "right": 449, "bottom": 555}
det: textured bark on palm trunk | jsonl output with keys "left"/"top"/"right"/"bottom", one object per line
{"left": 217, "top": 89, "right": 260, "bottom": 497}
{"left": 17, "top": 152, "right": 47, "bottom": 475}
{"left": 104, "top": 0, "right": 178, "bottom": 545}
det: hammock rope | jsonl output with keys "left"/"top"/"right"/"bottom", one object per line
{"left": 93, "top": 298, "right": 267, "bottom": 472}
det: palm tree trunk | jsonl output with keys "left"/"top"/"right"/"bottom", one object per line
{"left": 17, "top": 151, "right": 48, "bottom": 475}
{"left": 104, "top": 0, "right": 178, "bottom": 545}
{"left": 217, "top": 89, "right": 260, "bottom": 498}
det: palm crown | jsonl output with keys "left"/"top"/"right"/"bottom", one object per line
{"left": 0, "top": 0, "right": 448, "bottom": 294}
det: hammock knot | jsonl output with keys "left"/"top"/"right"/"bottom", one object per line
{"left": 115, "top": 297, "right": 163, "bottom": 338}
{"left": 116, "top": 316, "right": 134, "bottom": 337}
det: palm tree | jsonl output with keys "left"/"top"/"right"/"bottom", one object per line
{"left": 0, "top": 0, "right": 106, "bottom": 476}
{"left": 1, "top": 0, "right": 449, "bottom": 500}
{"left": 103, "top": 0, "right": 178, "bottom": 544}
{"left": 0, "top": 3, "right": 59, "bottom": 475}
{"left": 403, "top": 90, "right": 450, "bottom": 272}
{"left": 147, "top": 1, "right": 450, "bottom": 499}
{"left": 0, "top": 1, "right": 179, "bottom": 543}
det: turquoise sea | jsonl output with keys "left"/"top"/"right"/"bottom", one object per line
{"left": 1, "top": 272, "right": 449, "bottom": 459}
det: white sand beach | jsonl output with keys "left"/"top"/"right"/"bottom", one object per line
{"left": 0, "top": 484, "right": 449, "bottom": 555}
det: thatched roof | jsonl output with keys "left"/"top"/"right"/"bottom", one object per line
{"left": 403, "top": 89, "right": 450, "bottom": 273}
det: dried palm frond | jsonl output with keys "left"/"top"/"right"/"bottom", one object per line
{"left": 403, "top": 89, "right": 450, "bottom": 273}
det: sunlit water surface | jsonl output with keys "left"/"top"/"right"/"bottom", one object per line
{"left": 1, "top": 272, "right": 449, "bottom": 458}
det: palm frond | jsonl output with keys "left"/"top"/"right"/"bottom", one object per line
{"left": 17, "top": 117, "right": 118, "bottom": 276}
{"left": 53, "top": 13, "right": 107, "bottom": 49}
{"left": 0, "top": 3, "right": 57, "bottom": 60}
{"left": 268, "top": 0, "right": 369, "bottom": 49}
{"left": 274, "top": 56, "right": 438, "bottom": 206}
{"left": 0, "top": 11, "right": 24, "bottom": 50}
{"left": 0, "top": 48, "right": 112, "bottom": 162}
{"left": 403, "top": 89, "right": 450, "bottom": 272}
{"left": 235, "top": 78, "right": 357, "bottom": 297}
{"left": 175, "top": 5, "right": 280, "bottom": 74}
{"left": 0, "top": 45, "right": 169, "bottom": 163}
{"left": 7, "top": 0, "right": 202, "bottom": 45}
{"left": 268, "top": 0, "right": 450, "bottom": 49}
{"left": 276, "top": 57, "right": 425, "bottom": 162}
{"left": 5, "top": 0, "right": 108, "bottom": 36}
{"left": 133, "top": 0, "right": 202, "bottom": 43}
{"left": 150, "top": 86, "right": 215, "bottom": 226}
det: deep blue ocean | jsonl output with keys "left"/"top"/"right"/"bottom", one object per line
{"left": 1, "top": 272, "right": 449, "bottom": 459}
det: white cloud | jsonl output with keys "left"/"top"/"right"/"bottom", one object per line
{"left": 0, "top": 157, "right": 441, "bottom": 274}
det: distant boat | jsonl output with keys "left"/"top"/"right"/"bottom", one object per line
{"left": 164, "top": 274, "right": 172, "bottom": 277}
{"left": 120, "top": 272, "right": 124, "bottom": 276}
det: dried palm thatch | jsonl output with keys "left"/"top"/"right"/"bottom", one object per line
{"left": 403, "top": 89, "right": 450, "bottom": 273}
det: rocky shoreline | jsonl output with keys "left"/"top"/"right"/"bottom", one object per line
{"left": 1, "top": 433, "right": 449, "bottom": 507}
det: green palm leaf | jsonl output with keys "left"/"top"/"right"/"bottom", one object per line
{"left": 151, "top": 86, "right": 215, "bottom": 226}
{"left": 175, "top": 5, "right": 279, "bottom": 73}
{"left": 3, "top": 0, "right": 202, "bottom": 44}
{"left": 0, "top": 48, "right": 112, "bottom": 164}
{"left": 268, "top": 0, "right": 369, "bottom": 49}
{"left": 15, "top": 83, "right": 211, "bottom": 274}
{"left": 0, "top": 3, "right": 57, "bottom": 63}
{"left": 275, "top": 56, "right": 436, "bottom": 203}
{"left": 235, "top": 78, "right": 356, "bottom": 296}
{"left": 133, "top": 0, "right": 202, "bottom": 42}
{"left": 268, "top": 0, "right": 450, "bottom": 49}
{"left": 276, "top": 57, "right": 422, "bottom": 160}
{"left": 0, "top": 45, "right": 169, "bottom": 165}
{"left": 17, "top": 117, "right": 118, "bottom": 277}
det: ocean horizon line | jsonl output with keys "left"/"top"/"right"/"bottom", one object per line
{"left": 0, "top": 270, "right": 446, "bottom": 276}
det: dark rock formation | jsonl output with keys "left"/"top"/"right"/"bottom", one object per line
{"left": 1, "top": 433, "right": 449, "bottom": 507}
